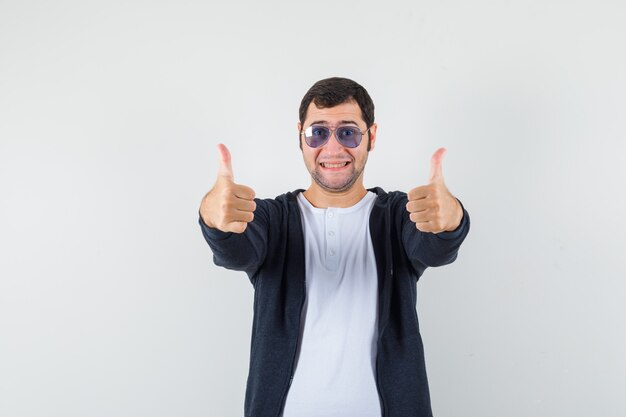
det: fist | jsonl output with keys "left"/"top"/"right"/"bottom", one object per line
{"left": 199, "top": 144, "right": 257, "bottom": 234}
{"left": 406, "top": 148, "right": 463, "bottom": 233}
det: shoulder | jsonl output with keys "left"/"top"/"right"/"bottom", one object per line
{"left": 368, "top": 187, "right": 409, "bottom": 210}
{"left": 257, "top": 189, "right": 304, "bottom": 205}
{"left": 253, "top": 189, "right": 305, "bottom": 214}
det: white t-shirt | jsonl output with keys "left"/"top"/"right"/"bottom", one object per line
{"left": 281, "top": 191, "right": 381, "bottom": 417}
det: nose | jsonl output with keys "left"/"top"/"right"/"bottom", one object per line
{"left": 324, "top": 130, "right": 346, "bottom": 151}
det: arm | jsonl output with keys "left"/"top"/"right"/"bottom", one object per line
{"left": 199, "top": 200, "right": 268, "bottom": 275}
{"left": 403, "top": 148, "right": 470, "bottom": 267}
{"left": 198, "top": 144, "right": 266, "bottom": 276}
{"left": 402, "top": 198, "right": 470, "bottom": 267}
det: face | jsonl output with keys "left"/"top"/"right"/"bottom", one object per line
{"left": 298, "top": 101, "right": 377, "bottom": 193}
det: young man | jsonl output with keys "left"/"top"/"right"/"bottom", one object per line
{"left": 199, "top": 77, "right": 470, "bottom": 417}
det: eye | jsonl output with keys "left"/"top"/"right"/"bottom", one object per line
{"left": 338, "top": 127, "right": 357, "bottom": 138}
{"left": 309, "top": 126, "right": 329, "bottom": 139}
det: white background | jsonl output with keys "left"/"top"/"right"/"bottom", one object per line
{"left": 1, "top": 1, "right": 625, "bottom": 416}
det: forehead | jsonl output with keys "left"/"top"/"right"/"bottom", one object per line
{"left": 303, "top": 101, "right": 364, "bottom": 125}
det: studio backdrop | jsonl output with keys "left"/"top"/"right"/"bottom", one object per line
{"left": 1, "top": 1, "right": 625, "bottom": 416}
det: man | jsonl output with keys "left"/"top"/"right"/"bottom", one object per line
{"left": 199, "top": 77, "right": 470, "bottom": 417}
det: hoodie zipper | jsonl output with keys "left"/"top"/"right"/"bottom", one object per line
{"left": 374, "top": 201, "right": 392, "bottom": 417}
{"left": 375, "top": 358, "right": 386, "bottom": 417}
{"left": 275, "top": 276, "right": 306, "bottom": 417}
{"left": 275, "top": 198, "right": 307, "bottom": 417}
{"left": 375, "top": 265, "right": 393, "bottom": 417}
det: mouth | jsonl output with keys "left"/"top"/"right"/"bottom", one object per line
{"left": 320, "top": 161, "right": 350, "bottom": 169}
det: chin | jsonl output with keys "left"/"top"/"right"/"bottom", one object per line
{"left": 315, "top": 176, "right": 358, "bottom": 193}
{"left": 309, "top": 165, "right": 364, "bottom": 193}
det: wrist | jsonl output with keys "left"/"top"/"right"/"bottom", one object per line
{"left": 445, "top": 198, "right": 463, "bottom": 232}
{"left": 199, "top": 211, "right": 216, "bottom": 229}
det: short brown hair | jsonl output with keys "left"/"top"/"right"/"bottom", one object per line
{"left": 298, "top": 77, "right": 375, "bottom": 149}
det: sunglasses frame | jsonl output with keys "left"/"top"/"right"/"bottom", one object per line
{"left": 300, "top": 124, "right": 371, "bottom": 148}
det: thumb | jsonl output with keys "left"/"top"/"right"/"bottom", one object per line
{"left": 217, "top": 143, "right": 234, "bottom": 182}
{"left": 428, "top": 147, "right": 447, "bottom": 183}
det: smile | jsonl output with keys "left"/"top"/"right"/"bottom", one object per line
{"left": 320, "top": 162, "right": 349, "bottom": 168}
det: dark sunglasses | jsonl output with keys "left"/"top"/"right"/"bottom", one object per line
{"left": 301, "top": 125, "right": 371, "bottom": 148}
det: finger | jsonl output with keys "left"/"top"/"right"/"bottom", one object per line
{"left": 226, "top": 221, "right": 248, "bottom": 234}
{"left": 406, "top": 199, "right": 429, "bottom": 213}
{"left": 415, "top": 222, "right": 437, "bottom": 233}
{"left": 227, "top": 210, "right": 255, "bottom": 224}
{"left": 428, "top": 147, "right": 447, "bottom": 183}
{"left": 232, "top": 184, "right": 256, "bottom": 201}
{"left": 217, "top": 143, "right": 234, "bottom": 181}
{"left": 233, "top": 199, "right": 256, "bottom": 213}
{"left": 407, "top": 185, "right": 431, "bottom": 201}
{"left": 409, "top": 212, "right": 430, "bottom": 223}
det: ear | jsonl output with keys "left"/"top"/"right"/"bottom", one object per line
{"left": 368, "top": 123, "right": 378, "bottom": 151}
{"left": 297, "top": 121, "right": 303, "bottom": 150}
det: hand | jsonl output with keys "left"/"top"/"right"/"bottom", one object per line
{"left": 199, "top": 144, "right": 257, "bottom": 234}
{"left": 406, "top": 148, "right": 463, "bottom": 233}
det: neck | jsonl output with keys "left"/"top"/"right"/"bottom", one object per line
{"left": 303, "top": 182, "right": 368, "bottom": 208}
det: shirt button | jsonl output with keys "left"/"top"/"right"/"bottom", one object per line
{"left": 328, "top": 231, "right": 335, "bottom": 236}
{"left": 329, "top": 249, "right": 335, "bottom": 256}
{"left": 327, "top": 212, "right": 334, "bottom": 218}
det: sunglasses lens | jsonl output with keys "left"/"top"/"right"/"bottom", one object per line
{"left": 336, "top": 127, "right": 362, "bottom": 148}
{"left": 304, "top": 126, "right": 330, "bottom": 148}
{"left": 303, "top": 125, "right": 365, "bottom": 148}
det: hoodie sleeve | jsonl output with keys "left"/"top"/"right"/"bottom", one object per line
{"left": 198, "top": 198, "right": 269, "bottom": 277}
{"left": 400, "top": 195, "right": 470, "bottom": 268}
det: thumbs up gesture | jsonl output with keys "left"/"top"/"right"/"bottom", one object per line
{"left": 199, "top": 144, "right": 257, "bottom": 234}
{"left": 406, "top": 148, "right": 464, "bottom": 233}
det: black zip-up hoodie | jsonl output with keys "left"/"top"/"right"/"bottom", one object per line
{"left": 200, "top": 187, "right": 470, "bottom": 417}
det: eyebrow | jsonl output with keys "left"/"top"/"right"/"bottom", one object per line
{"left": 309, "top": 120, "right": 360, "bottom": 126}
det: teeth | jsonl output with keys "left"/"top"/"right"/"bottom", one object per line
{"left": 322, "top": 162, "right": 348, "bottom": 168}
